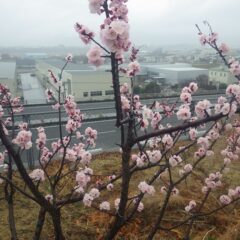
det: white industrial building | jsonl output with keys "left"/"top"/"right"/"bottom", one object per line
{"left": 140, "top": 63, "right": 208, "bottom": 86}
{"left": 209, "top": 67, "right": 236, "bottom": 86}
{"left": 36, "top": 59, "right": 130, "bottom": 101}
{"left": 0, "top": 62, "right": 17, "bottom": 95}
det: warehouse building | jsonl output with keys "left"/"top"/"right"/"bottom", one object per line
{"left": 140, "top": 63, "right": 208, "bottom": 86}
{"left": 209, "top": 67, "right": 236, "bottom": 87}
{"left": 0, "top": 62, "right": 17, "bottom": 95}
{"left": 36, "top": 59, "right": 130, "bottom": 101}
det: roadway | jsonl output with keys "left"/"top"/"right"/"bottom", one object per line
{"left": 22, "top": 94, "right": 222, "bottom": 114}
{"left": 10, "top": 94, "right": 224, "bottom": 125}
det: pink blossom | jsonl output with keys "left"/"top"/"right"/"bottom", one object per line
{"left": 120, "top": 83, "right": 129, "bottom": 94}
{"left": 103, "top": 28, "right": 118, "bottom": 40}
{"left": 199, "top": 33, "right": 207, "bottom": 46}
{"left": 138, "top": 181, "right": 155, "bottom": 195}
{"left": 110, "top": 20, "right": 128, "bottom": 35}
{"left": 131, "top": 154, "right": 138, "bottom": 161}
{"left": 99, "top": 201, "right": 110, "bottom": 211}
{"left": 194, "top": 147, "right": 206, "bottom": 158}
{"left": 75, "top": 23, "right": 95, "bottom": 44}
{"left": 88, "top": 0, "right": 104, "bottom": 14}
{"left": 183, "top": 164, "right": 193, "bottom": 173}
{"left": 45, "top": 89, "right": 55, "bottom": 101}
{"left": 89, "top": 188, "right": 100, "bottom": 199}
{"left": 177, "top": 105, "right": 191, "bottom": 120}
{"left": 12, "top": 130, "right": 32, "bottom": 149}
{"left": 0, "top": 152, "right": 4, "bottom": 165}
{"left": 87, "top": 46, "right": 104, "bottom": 67}
{"left": 189, "top": 82, "right": 198, "bottom": 93}
{"left": 219, "top": 43, "right": 230, "bottom": 54}
{"left": 45, "top": 194, "right": 53, "bottom": 202}
{"left": 202, "top": 186, "right": 209, "bottom": 194}
{"left": 121, "top": 96, "right": 130, "bottom": 111}
{"left": 185, "top": 200, "right": 196, "bottom": 212}
{"left": 208, "top": 130, "right": 219, "bottom": 140}
{"left": 66, "top": 148, "right": 77, "bottom": 162}
{"left": 36, "top": 128, "right": 46, "bottom": 149}
{"left": 224, "top": 158, "right": 231, "bottom": 165}
{"left": 162, "top": 134, "right": 173, "bottom": 149}
{"left": 228, "top": 189, "right": 236, "bottom": 198}
{"left": 52, "top": 103, "right": 60, "bottom": 110}
{"left": 142, "top": 106, "right": 153, "bottom": 119}
{"left": 180, "top": 92, "right": 192, "bottom": 103}
{"left": 219, "top": 195, "right": 231, "bottom": 205}
{"left": 136, "top": 157, "right": 145, "bottom": 167}
{"left": 139, "top": 118, "right": 149, "bottom": 131}
{"left": 195, "top": 100, "right": 211, "bottom": 118}
{"left": 0, "top": 105, "right": 4, "bottom": 117}
{"left": 147, "top": 150, "right": 162, "bottom": 164}
{"left": 189, "top": 128, "right": 197, "bottom": 140}
{"left": 85, "top": 127, "right": 97, "bottom": 140}
{"left": 107, "top": 183, "right": 114, "bottom": 191}
{"left": 80, "top": 151, "right": 92, "bottom": 165}
{"left": 127, "top": 61, "right": 140, "bottom": 77}
{"left": 206, "top": 150, "right": 214, "bottom": 157}
{"left": 100, "top": 19, "right": 130, "bottom": 53}
{"left": 226, "top": 84, "right": 240, "bottom": 96}
{"left": 29, "top": 169, "right": 45, "bottom": 182}
{"left": 65, "top": 53, "right": 73, "bottom": 62}
{"left": 76, "top": 171, "right": 90, "bottom": 188}
{"left": 229, "top": 61, "right": 240, "bottom": 76}
{"left": 66, "top": 119, "right": 79, "bottom": 133}
{"left": 172, "top": 187, "right": 179, "bottom": 196}
{"left": 83, "top": 193, "right": 93, "bottom": 207}
{"left": 169, "top": 155, "right": 182, "bottom": 167}
{"left": 74, "top": 185, "right": 85, "bottom": 194}
{"left": 208, "top": 32, "right": 218, "bottom": 44}
{"left": 133, "top": 200, "right": 144, "bottom": 212}
{"left": 235, "top": 186, "right": 240, "bottom": 197}
{"left": 114, "top": 198, "right": 120, "bottom": 210}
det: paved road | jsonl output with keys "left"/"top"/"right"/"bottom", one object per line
{"left": 7, "top": 112, "right": 212, "bottom": 168}
{"left": 20, "top": 73, "right": 46, "bottom": 104}
{"left": 11, "top": 94, "right": 223, "bottom": 125}
{"left": 22, "top": 94, "right": 222, "bottom": 114}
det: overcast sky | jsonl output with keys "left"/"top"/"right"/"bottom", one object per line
{"left": 0, "top": 0, "right": 239, "bottom": 47}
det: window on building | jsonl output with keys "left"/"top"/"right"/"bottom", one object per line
{"left": 83, "top": 92, "right": 88, "bottom": 97}
{"left": 105, "top": 90, "right": 114, "bottom": 95}
{"left": 90, "top": 91, "right": 102, "bottom": 96}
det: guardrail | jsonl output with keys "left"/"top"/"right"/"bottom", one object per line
{"left": 3, "top": 95, "right": 222, "bottom": 128}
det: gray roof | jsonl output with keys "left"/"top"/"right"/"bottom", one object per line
{"left": 158, "top": 67, "right": 208, "bottom": 72}
{"left": 0, "top": 62, "right": 16, "bottom": 79}
{"left": 41, "top": 59, "right": 111, "bottom": 73}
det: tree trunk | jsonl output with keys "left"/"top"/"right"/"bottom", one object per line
{"left": 33, "top": 207, "right": 46, "bottom": 240}
{"left": 51, "top": 208, "right": 65, "bottom": 240}
{"left": 5, "top": 156, "right": 18, "bottom": 240}
{"left": 105, "top": 135, "right": 133, "bottom": 239}
{"left": 7, "top": 194, "right": 18, "bottom": 240}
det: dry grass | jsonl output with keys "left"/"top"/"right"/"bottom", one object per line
{"left": 1, "top": 137, "right": 240, "bottom": 240}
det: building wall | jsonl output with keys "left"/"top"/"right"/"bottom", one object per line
{"left": 71, "top": 71, "right": 130, "bottom": 101}
{"left": 0, "top": 62, "right": 17, "bottom": 96}
{"left": 36, "top": 62, "right": 72, "bottom": 98}
{"left": 209, "top": 69, "right": 235, "bottom": 85}
{"left": 36, "top": 62, "right": 131, "bottom": 101}
{"left": 177, "top": 70, "right": 208, "bottom": 83}
{"left": 0, "top": 78, "right": 16, "bottom": 95}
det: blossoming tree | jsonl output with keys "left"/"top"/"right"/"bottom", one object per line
{"left": 0, "top": 1, "right": 240, "bottom": 240}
